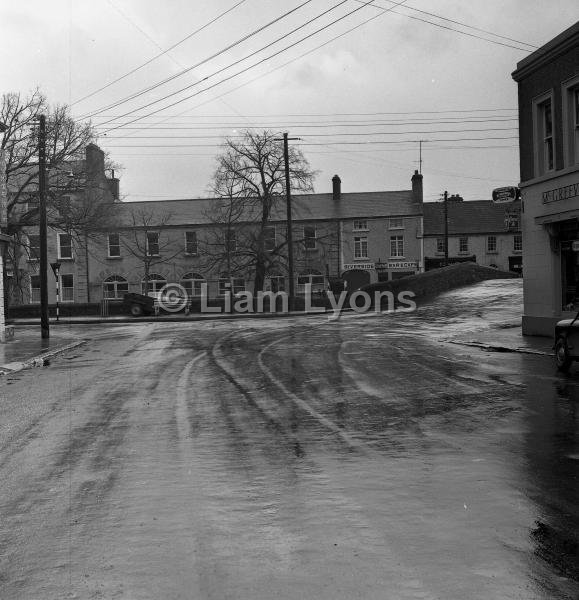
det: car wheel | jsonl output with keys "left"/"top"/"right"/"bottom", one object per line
{"left": 130, "top": 304, "right": 143, "bottom": 317}
{"left": 555, "top": 337, "right": 573, "bottom": 372}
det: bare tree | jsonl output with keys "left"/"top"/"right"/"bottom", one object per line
{"left": 208, "top": 130, "right": 317, "bottom": 294}
{"left": 121, "top": 207, "right": 181, "bottom": 295}
{"left": 1, "top": 89, "right": 119, "bottom": 303}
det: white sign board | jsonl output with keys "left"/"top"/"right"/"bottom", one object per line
{"left": 343, "top": 263, "right": 375, "bottom": 271}
{"left": 388, "top": 261, "right": 418, "bottom": 269}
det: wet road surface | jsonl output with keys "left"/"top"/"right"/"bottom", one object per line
{"left": 0, "top": 280, "right": 578, "bottom": 599}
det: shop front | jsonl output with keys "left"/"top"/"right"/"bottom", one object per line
{"left": 522, "top": 172, "right": 579, "bottom": 336}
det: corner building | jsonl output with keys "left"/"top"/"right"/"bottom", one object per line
{"left": 512, "top": 21, "right": 579, "bottom": 335}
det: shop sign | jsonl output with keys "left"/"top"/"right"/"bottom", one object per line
{"left": 542, "top": 182, "right": 579, "bottom": 204}
{"left": 388, "top": 261, "right": 418, "bottom": 269}
{"left": 492, "top": 186, "right": 520, "bottom": 203}
{"left": 343, "top": 263, "right": 375, "bottom": 271}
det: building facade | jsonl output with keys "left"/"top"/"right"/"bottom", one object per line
{"left": 512, "top": 21, "right": 579, "bottom": 335}
{"left": 13, "top": 170, "right": 425, "bottom": 308}
{"left": 423, "top": 198, "right": 523, "bottom": 274}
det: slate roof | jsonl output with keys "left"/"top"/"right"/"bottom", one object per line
{"left": 423, "top": 200, "right": 517, "bottom": 235}
{"left": 112, "top": 190, "right": 422, "bottom": 227}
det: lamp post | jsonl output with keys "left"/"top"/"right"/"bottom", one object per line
{"left": 50, "top": 262, "right": 61, "bottom": 321}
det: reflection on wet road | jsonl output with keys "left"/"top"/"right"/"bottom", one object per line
{"left": 0, "top": 280, "right": 578, "bottom": 599}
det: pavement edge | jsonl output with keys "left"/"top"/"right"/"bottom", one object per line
{"left": 0, "top": 340, "right": 87, "bottom": 376}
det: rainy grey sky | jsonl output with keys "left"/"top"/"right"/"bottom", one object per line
{"left": 1, "top": 1, "right": 578, "bottom": 202}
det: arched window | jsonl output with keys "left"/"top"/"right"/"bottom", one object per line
{"left": 297, "top": 269, "right": 325, "bottom": 294}
{"left": 142, "top": 273, "right": 166, "bottom": 295}
{"left": 103, "top": 275, "right": 129, "bottom": 299}
{"left": 218, "top": 272, "right": 245, "bottom": 296}
{"left": 181, "top": 272, "right": 205, "bottom": 297}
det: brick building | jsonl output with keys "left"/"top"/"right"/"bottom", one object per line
{"left": 512, "top": 21, "right": 579, "bottom": 335}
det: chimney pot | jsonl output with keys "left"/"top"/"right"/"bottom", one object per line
{"left": 332, "top": 174, "right": 341, "bottom": 201}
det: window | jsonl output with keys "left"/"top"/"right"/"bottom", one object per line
{"left": 562, "top": 77, "right": 579, "bottom": 167}
{"left": 142, "top": 273, "right": 166, "bottom": 295}
{"left": 27, "top": 234, "right": 40, "bottom": 260}
{"left": 354, "top": 236, "right": 368, "bottom": 259}
{"left": 266, "top": 273, "right": 285, "bottom": 293}
{"left": 264, "top": 226, "right": 276, "bottom": 252}
{"left": 61, "top": 274, "right": 74, "bottom": 302}
{"left": 534, "top": 94, "right": 555, "bottom": 175}
{"left": 30, "top": 275, "right": 40, "bottom": 303}
{"left": 181, "top": 272, "right": 205, "bottom": 297}
{"left": 146, "top": 232, "right": 159, "bottom": 256}
{"left": 57, "top": 233, "right": 73, "bottom": 259}
{"left": 459, "top": 237, "right": 469, "bottom": 253}
{"left": 225, "top": 230, "right": 237, "bottom": 252}
{"left": 574, "top": 87, "right": 579, "bottom": 164}
{"left": 487, "top": 235, "right": 497, "bottom": 253}
{"left": 389, "top": 218, "right": 404, "bottom": 229}
{"left": 353, "top": 219, "right": 368, "bottom": 231}
{"left": 185, "top": 231, "right": 198, "bottom": 255}
{"left": 107, "top": 233, "right": 121, "bottom": 258}
{"left": 303, "top": 226, "right": 317, "bottom": 250}
{"left": 103, "top": 275, "right": 128, "bottom": 299}
{"left": 390, "top": 235, "right": 404, "bottom": 257}
{"left": 436, "top": 238, "right": 445, "bottom": 254}
{"left": 514, "top": 234, "right": 523, "bottom": 252}
{"left": 218, "top": 274, "right": 245, "bottom": 296}
{"left": 297, "top": 270, "right": 325, "bottom": 294}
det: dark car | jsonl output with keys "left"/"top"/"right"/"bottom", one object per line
{"left": 554, "top": 316, "right": 579, "bottom": 372}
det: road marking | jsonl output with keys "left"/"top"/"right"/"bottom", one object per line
{"left": 175, "top": 352, "right": 207, "bottom": 444}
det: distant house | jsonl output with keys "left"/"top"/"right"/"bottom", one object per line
{"left": 423, "top": 197, "right": 522, "bottom": 274}
{"left": 512, "top": 21, "right": 579, "bottom": 336}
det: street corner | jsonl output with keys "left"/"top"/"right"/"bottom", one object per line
{"left": 0, "top": 339, "right": 87, "bottom": 376}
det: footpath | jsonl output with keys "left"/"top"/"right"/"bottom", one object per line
{"left": 0, "top": 326, "right": 86, "bottom": 376}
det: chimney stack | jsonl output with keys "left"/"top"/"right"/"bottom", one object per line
{"left": 411, "top": 170, "right": 423, "bottom": 203}
{"left": 332, "top": 174, "right": 341, "bottom": 201}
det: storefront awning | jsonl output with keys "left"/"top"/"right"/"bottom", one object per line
{"left": 535, "top": 208, "right": 579, "bottom": 225}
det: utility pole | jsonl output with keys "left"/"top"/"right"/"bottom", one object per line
{"left": 443, "top": 190, "right": 449, "bottom": 267}
{"left": 276, "top": 132, "right": 300, "bottom": 310}
{"left": 38, "top": 115, "right": 49, "bottom": 339}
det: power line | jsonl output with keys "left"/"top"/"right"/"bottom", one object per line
{"left": 95, "top": 117, "right": 519, "bottom": 130}
{"left": 99, "top": 0, "right": 414, "bottom": 135}
{"left": 102, "top": 126, "right": 517, "bottom": 139}
{"left": 82, "top": 0, "right": 317, "bottom": 120}
{"left": 101, "top": 135, "right": 520, "bottom": 147}
{"left": 375, "top": 0, "right": 538, "bottom": 49}
{"left": 73, "top": 0, "right": 249, "bottom": 106}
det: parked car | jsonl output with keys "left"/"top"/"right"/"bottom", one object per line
{"left": 554, "top": 315, "right": 579, "bottom": 372}
{"left": 123, "top": 292, "right": 155, "bottom": 317}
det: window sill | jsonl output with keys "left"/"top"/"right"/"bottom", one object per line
{"left": 458, "top": 251, "right": 470, "bottom": 255}
{"left": 106, "top": 256, "right": 122, "bottom": 260}
{"left": 486, "top": 251, "right": 498, "bottom": 255}
{"left": 389, "top": 256, "right": 405, "bottom": 260}
{"left": 388, "top": 227, "right": 405, "bottom": 231}
{"left": 512, "top": 249, "right": 522, "bottom": 254}
{"left": 353, "top": 257, "right": 369, "bottom": 261}
{"left": 353, "top": 229, "right": 369, "bottom": 233}
{"left": 184, "top": 252, "right": 199, "bottom": 257}
{"left": 58, "top": 257, "right": 74, "bottom": 262}
{"left": 27, "top": 258, "right": 39, "bottom": 263}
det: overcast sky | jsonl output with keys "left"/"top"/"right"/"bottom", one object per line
{"left": 1, "top": 1, "right": 578, "bottom": 203}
